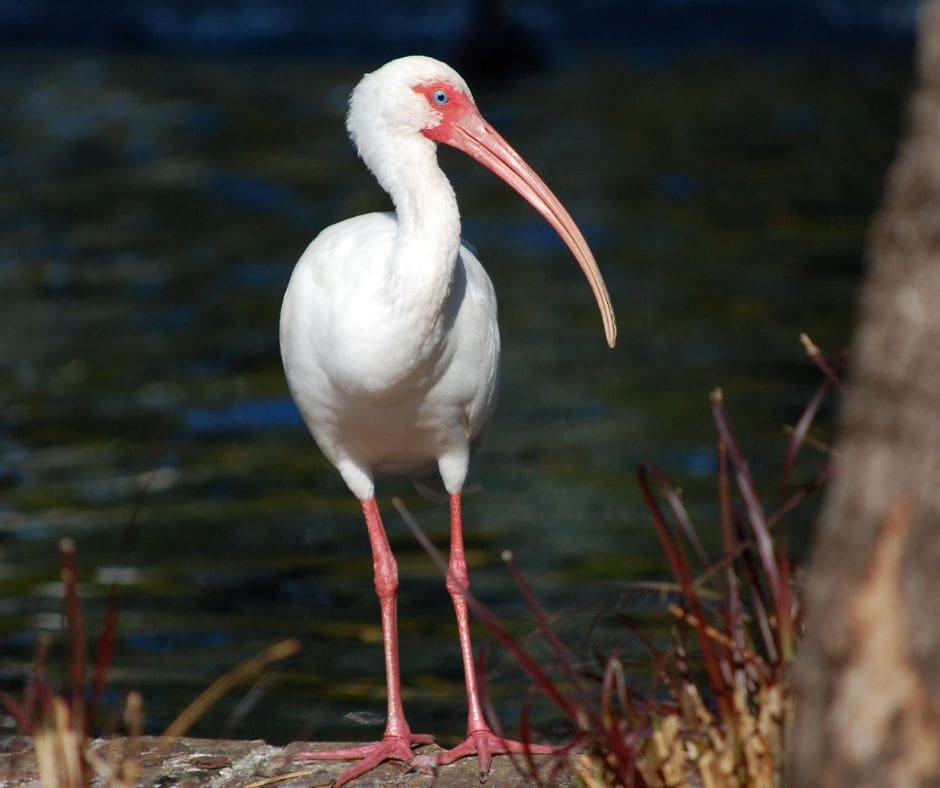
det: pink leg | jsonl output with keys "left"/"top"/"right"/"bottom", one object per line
{"left": 429, "top": 493, "right": 556, "bottom": 778}
{"left": 293, "top": 497, "right": 432, "bottom": 785}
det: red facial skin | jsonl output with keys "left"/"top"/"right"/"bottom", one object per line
{"left": 413, "top": 82, "right": 477, "bottom": 143}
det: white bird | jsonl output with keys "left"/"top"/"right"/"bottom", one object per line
{"left": 280, "top": 55, "right": 616, "bottom": 785}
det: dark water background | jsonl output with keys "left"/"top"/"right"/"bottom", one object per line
{"left": 0, "top": 0, "right": 915, "bottom": 746}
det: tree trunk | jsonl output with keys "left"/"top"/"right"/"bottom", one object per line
{"left": 789, "top": 2, "right": 940, "bottom": 784}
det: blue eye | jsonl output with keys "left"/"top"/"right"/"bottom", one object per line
{"left": 432, "top": 89, "right": 449, "bottom": 106}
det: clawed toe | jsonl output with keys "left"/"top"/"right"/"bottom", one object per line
{"left": 293, "top": 733, "right": 433, "bottom": 786}
{"left": 432, "top": 728, "right": 559, "bottom": 780}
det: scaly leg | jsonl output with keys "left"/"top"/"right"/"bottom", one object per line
{"left": 431, "top": 493, "right": 555, "bottom": 779}
{"left": 294, "top": 497, "right": 432, "bottom": 785}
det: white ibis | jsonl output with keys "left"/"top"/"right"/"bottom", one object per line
{"left": 280, "top": 55, "right": 616, "bottom": 784}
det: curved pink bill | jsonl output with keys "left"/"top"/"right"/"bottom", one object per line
{"left": 442, "top": 111, "right": 617, "bottom": 348}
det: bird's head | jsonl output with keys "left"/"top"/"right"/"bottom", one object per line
{"left": 346, "top": 55, "right": 618, "bottom": 348}
{"left": 347, "top": 56, "right": 475, "bottom": 155}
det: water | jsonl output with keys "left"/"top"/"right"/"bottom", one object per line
{"left": 0, "top": 39, "right": 909, "bottom": 745}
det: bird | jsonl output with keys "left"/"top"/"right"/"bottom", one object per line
{"left": 279, "top": 55, "right": 616, "bottom": 785}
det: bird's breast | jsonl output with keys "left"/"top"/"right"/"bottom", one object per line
{"left": 279, "top": 212, "right": 500, "bottom": 476}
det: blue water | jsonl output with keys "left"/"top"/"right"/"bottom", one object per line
{"left": 0, "top": 0, "right": 916, "bottom": 55}
{"left": 0, "top": 5, "right": 912, "bottom": 746}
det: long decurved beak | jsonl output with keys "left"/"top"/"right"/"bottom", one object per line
{"left": 445, "top": 112, "right": 617, "bottom": 348}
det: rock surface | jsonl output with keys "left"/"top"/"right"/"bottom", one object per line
{"left": 0, "top": 736, "right": 579, "bottom": 786}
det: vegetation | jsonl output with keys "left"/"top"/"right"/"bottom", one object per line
{"left": 1, "top": 538, "right": 298, "bottom": 787}
{"left": 4, "top": 342, "right": 835, "bottom": 786}
{"left": 395, "top": 341, "right": 837, "bottom": 788}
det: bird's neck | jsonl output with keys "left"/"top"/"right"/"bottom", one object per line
{"left": 391, "top": 162, "right": 461, "bottom": 269}
{"left": 380, "top": 139, "right": 462, "bottom": 334}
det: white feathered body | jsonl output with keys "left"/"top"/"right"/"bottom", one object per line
{"left": 279, "top": 210, "right": 500, "bottom": 501}
{"left": 279, "top": 54, "right": 610, "bottom": 506}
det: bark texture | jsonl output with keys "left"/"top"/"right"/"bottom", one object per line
{"left": 790, "top": 2, "right": 940, "bottom": 784}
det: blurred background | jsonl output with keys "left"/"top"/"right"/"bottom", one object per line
{"left": 0, "top": 0, "right": 916, "bottom": 746}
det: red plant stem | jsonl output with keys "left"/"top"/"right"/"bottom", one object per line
{"left": 1, "top": 692, "right": 32, "bottom": 734}
{"left": 59, "top": 539, "right": 86, "bottom": 734}
{"left": 733, "top": 514, "right": 779, "bottom": 665}
{"left": 693, "top": 458, "right": 830, "bottom": 591}
{"left": 648, "top": 463, "right": 709, "bottom": 566}
{"left": 89, "top": 585, "right": 121, "bottom": 728}
{"left": 88, "top": 458, "right": 157, "bottom": 728}
{"left": 767, "top": 461, "right": 832, "bottom": 532}
{"left": 800, "top": 333, "right": 846, "bottom": 393}
{"left": 776, "top": 543, "right": 794, "bottom": 664}
{"left": 637, "top": 466, "right": 732, "bottom": 720}
{"left": 717, "top": 441, "right": 747, "bottom": 691}
{"left": 779, "top": 379, "right": 830, "bottom": 500}
{"left": 504, "top": 553, "right": 596, "bottom": 722}
{"left": 0, "top": 637, "right": 50, "bottom": 734}
{"left": 30, "top": 635, "right": 50, "bottom": 727}
{"left": 709, "top": 390, "right": 782, "bottom": 608}
{"left": 666, "top": 604, "right": 773, "bottom": 684}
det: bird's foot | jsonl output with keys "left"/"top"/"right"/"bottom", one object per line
{"left": 293, "top": 733, "right": 434, "bottom": 786}
{"left": 413, "top": 727, "right": 558, "bottom": 782}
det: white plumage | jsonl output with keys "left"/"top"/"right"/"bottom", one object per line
{"left": 279, "top": 56, "right": 615, "bottom": 785}
{"left": 281, "top": 211, "right": 499, "bottom": 499}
